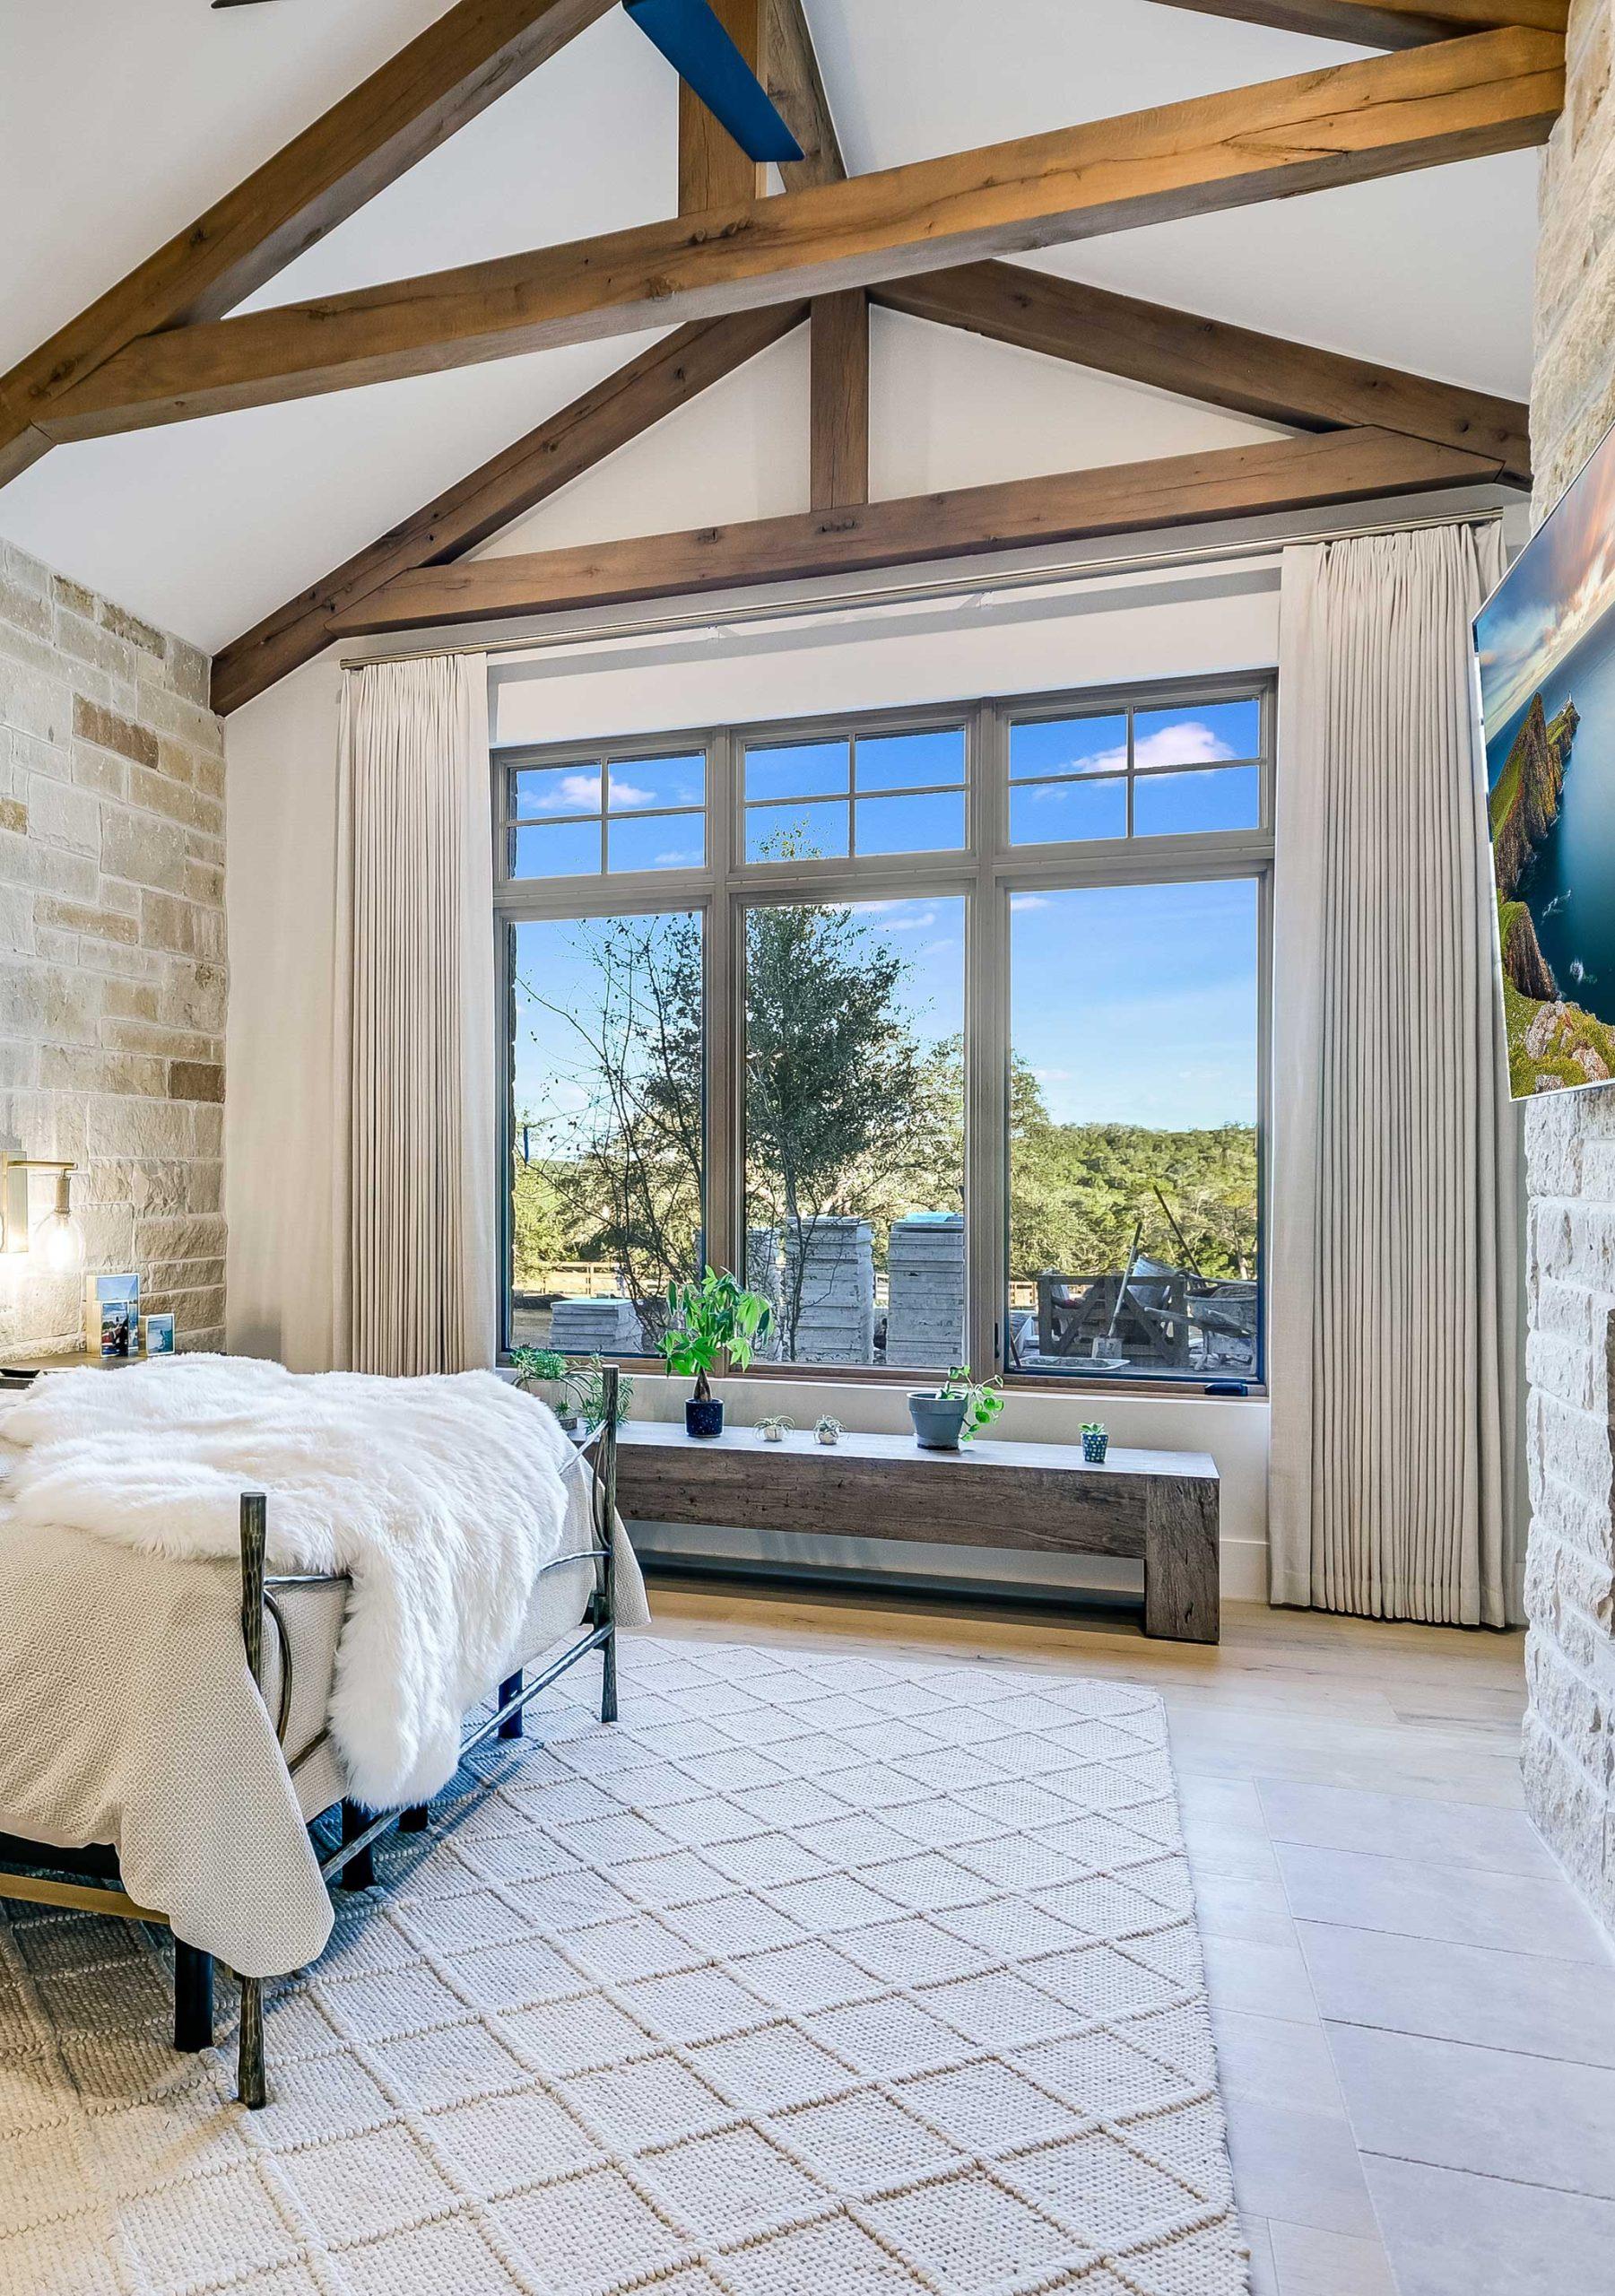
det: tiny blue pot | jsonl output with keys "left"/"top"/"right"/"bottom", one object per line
{"left": 1082, "top": 1429, "right": 1108, "bottom": 1465}
{"left": 685, "top": 1395, "right": 725, "bottom": 1439}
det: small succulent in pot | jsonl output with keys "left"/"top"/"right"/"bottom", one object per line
{"left": 757, "top": 1414, "right": 794, "bottom": 1442}
{"left": 1081, "top": 1421, "right": 1109, "bottom": 1465}
{"left": 659, "top": 1266, "right": 774, "bottom": 1439}
{"left": 814, "top": 1414, "right": 842, "bottom": 1446}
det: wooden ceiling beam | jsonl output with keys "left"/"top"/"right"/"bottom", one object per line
{"left": 0, "top": 0, "right": 615, "bottom": 490}
{"left": 873, "top": 261, "right": 1532, "bottom": 483}
{"left": 41, "top": 29, "right": 1563, "bottom": 442}
{"left": 325, "top": 426, "right": 1506, "bottom": 634}
{"left": 1150, "top": 0, "right": 1565, "bottom": 46}
{"left": 763, "top": 0, "right": 847, "bottom": 188}
{"left": 809, "top": 290, "right": 870, "bottom": 509}
{"left": 680, "top": 0, "right": 769, "bottom": 210}
{"left": 211, "top": 302, "right": 806, "bottom": 715}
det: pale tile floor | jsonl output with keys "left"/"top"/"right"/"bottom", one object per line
{"left": 643, "top": 1579, "right": 1615, "bottom": 2296}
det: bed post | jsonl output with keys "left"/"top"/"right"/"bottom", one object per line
{"left": 598, "top": 1369, "right": 619, "bottom": 1726}
{"left": 237, "top": 1492, "right": 268, "bottom": 2110}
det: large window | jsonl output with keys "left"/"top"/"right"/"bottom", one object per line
{"left": 1006, "top": 882, "right": 1261, "bottom": 1381}
{"left": 498, "top": 678, "right": 1271, "bottom": 1387}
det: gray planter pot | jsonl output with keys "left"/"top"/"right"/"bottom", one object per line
{"left": 908, "top": 1391, "right": 969, "bottom": 1451}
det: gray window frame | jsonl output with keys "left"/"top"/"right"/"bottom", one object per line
{"left": 494, "top": 671, "right": 1274, "bottom": 1395}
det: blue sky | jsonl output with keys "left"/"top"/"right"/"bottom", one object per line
{"left": 1009, "top": 879, "right": 1259, "bottom": 1127}
{"left": 514, "top": 876, "right": 1258, "bottom": 1139}
{"left": 508, "top": 707, "right": 1261, "bottom": 1138}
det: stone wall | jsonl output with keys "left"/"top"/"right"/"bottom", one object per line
{"left": 1523, "top": 0, "right": 1615, "bottom": 1933}
{"left": 0, "top": 543, "right": 225, "bottom": 1357}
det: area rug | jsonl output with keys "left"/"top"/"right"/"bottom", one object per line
{"left": 0, "top": 1636, "right": 1248, "bottom": 2295}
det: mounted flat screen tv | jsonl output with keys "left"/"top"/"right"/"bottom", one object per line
{"left": 1479, "top": 418, "right": 1615, "bottom": 1100}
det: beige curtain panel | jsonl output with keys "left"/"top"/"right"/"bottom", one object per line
{"left": 1270, "top": 523, "right": 1520, "bottom": 1625}
{"left": 335, "top": 655, "right": 497, "bottom": 1377}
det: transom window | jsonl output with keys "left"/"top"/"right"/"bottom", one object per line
{"left": 498, "top": 676, "right": 1272, "bottom": 1389}
{"left": 743, "top": 724, "right": 968, "bottom": 862}
{"left": 506, "top": 748, "right": 707, "bottom": 878}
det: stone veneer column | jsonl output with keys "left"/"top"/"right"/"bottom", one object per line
{"left": 0, "top": 544, "right": 227, "bottom": 1356}
{"left": 1522, "top": 0, "right": 1615, "bottom": 1934}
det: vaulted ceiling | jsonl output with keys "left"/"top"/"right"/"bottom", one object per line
{"left": 0, "top": 0, "right": 1542, "bottom": 663}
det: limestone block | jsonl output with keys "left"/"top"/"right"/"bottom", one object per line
{"left": 1532, "top": 1389, "right": 1614, "bottom": 1507}
{"left": 86, "top": 1093, "right": 200, "bottom": 1162}
{"left": 56, "top": 613, "right": 138, "bottom": 686}
{"left": 1525, "top": 1088, "right": 1588, "bottom": 1196}
{"left": 100, "top": 601, "right": 167, "bottom": 661}
{"left": 1532, "top": 1274, "right": 1611, "bottom": 1350}
{"left": 1531, "top": 1465, "right": 1615, "bottom": 1570}
{"left": 1524, "top": 1711, "right": 1610, "bottom": 1906}
{"left": 99, "top": 806, "right": 188, "bottom": 896}
{"left": 1527, "top": 1326, "right": 1607, "bottom": 1415}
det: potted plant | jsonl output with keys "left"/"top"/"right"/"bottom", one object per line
{"left": 1081, "top": 1420, "right": 1109, "bottom": 1465}
{"left": 509, "top": 1345, "right": 580, "bottom": 1431}
{"left": 757, "top": 1414, "right": 794, "bottom": 1442}
{"left": 907, "top": 1364, "right": 1004, "bottom": 1452}
{"left": 814, "top": 1413, "right": 842, "bottom": 1446}
{"left": 659, "top": 1267, "right": 774, "bottom": 1439}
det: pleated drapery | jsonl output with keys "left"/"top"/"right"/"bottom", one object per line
{"left": 334, "top": 655, "right": 496, "bottom": 1377}
{"left": 1269, "top": 524, "right": 1520, "bottom": 1626}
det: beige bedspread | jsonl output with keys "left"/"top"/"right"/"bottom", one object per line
{"left": 0, "top": 1426, "right": 647, "bottom": 1978}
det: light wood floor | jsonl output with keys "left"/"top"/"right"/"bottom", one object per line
{"left": 645, "top": 1578, "right": 1615, "bottom": 2296}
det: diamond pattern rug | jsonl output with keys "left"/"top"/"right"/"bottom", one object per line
{"left": 0, "top": 1635, "right": 1249, "bottom": 2295}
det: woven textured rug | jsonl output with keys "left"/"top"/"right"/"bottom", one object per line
{"left": 0, "top": 1635, "right": 1248, "bottom": 2296}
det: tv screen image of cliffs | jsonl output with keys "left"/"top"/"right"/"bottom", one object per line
{"left": 1480, "top": 419, "right": 1615, "bottom": 1100}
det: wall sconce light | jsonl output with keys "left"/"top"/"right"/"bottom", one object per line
{"left": 0, "top": 1154, "right": 86, "bottom": 1274}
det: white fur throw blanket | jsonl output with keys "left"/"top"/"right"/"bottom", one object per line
{"left": 2, "top": 1353, "right": 643, "bottom": 1808}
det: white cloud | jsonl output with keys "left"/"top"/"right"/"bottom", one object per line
{"left": 1133, "top": 723, "right": 1236, "bottom": 770}
{"left": 527, "top": 770, "right": 602, "bottom": 813}
{"left": 1011, "top": 894, "right": 1052, "bottom": 913}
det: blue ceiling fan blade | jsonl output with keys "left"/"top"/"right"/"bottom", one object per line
{"left": 624, "top": 0, "right": 803, "bottom": 168}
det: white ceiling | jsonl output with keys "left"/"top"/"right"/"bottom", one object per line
{"left": 0, "top": 0, "right": 1540, "bottom": 657}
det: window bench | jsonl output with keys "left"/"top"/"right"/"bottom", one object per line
{"left": 612, "top": 1422, "right": 1220, "bottom": 1644}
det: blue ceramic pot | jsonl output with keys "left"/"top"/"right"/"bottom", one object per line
{"left": 908, "top": 1393, "right": 969, "bottom": 1450}
{"left": 685, "top": 1395, "right": 725, "bottom": 1439}
{"left": 1082, "top": 1429, "right": 1108, "bottom": 1464}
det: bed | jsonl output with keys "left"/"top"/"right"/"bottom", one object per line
{"left": 0, "top": 1361, "right": 642, "bottom": 2108}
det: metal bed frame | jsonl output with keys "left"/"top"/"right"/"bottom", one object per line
{"left": 0, "top": 1368, "right": 621, "bottom": 2109}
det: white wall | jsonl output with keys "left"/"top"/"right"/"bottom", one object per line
{"left": 227, "top": 318, "right": 1305, "bottom": 1595}
{"left": 476, "top": 307, "right": 1289, "bottom": 563}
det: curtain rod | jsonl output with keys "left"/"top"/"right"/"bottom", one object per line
{"left": 338, "top": 502, "right": 1506, "bottom": 672}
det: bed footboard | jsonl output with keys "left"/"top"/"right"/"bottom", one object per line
{"left": 231, "top": 1368, "right": 622, "bottom": 2109}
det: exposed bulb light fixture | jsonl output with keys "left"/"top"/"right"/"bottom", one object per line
{"left": 31, "top": 1168, "right": 85, "bottom": 1276}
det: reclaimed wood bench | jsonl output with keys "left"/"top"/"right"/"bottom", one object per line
{"left": 612, "top": 1422, "right": 1220, "bottom": 1643}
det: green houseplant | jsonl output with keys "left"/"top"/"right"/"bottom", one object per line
{"left": 659, "top": 1267, "right": 774, "bottom": 1439}
{"left": 509, "top": 1345, "right": 581, "bottom": 1431}
{"left": 574, "top": 1354, "right": 632, "bottom": 1435}
{"left": 907, "top": 1365, "right": 1004, "bottom": 1452}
